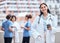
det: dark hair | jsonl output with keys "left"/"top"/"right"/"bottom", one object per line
{"left": 25, "top": 15, "right": 32, "bottom": 19}
{"left": 39, "top": 3, "right": 51, "bottom": 16}
{"left": 25, "top": 15, "right": 29, "bottom": 18}
{"left": 10, "top": 15, "right": 16, "bottom": 21}
{"left": 6, "top": 14, "right": 12, "bottom": 20}
{"left": 38, "top": 3, "right": 51, "bottom": 24}
{"left": 28, "top": 14, "right": 32, "bottom": 19}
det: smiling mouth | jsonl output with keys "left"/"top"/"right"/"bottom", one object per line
{"left": 43, "top": 9, "right": 47, "bottom": 11}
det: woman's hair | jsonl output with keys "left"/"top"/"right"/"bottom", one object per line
{"left": 6, "top": 14, "right": 12, "bottom": 20}
{"left": 28, "top": 14, "right": 32, "bottom": 19}
{"left": 10, "top": 15, "right": 16, "bottom": 21}
{"left": 39, "top": 3, "right": 51, "bottom": 16}
{"left": 25, "top": 14, "right": 32, "bottom": 19}
{"left": 38, "top": 3, "right": 51, "bottom": 24}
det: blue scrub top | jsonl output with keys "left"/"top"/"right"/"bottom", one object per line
{"left": 2, "top": 20, "right": 13, "bottom": 38}
{"left": 23, "top": 20, "right": 31, "bottom": 37}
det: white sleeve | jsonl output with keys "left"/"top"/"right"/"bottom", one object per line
{"left": 31, "top": 16, "right": 40, "bottom": 39}
{"left": 30, "top": 28, "right": 40, "bottom": 39}
{"left": 51, "top": 15, "right": 58, "bottom": 33}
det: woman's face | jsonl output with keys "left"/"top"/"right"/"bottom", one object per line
{"left": 12, "top": 17, "right": 16, "bottom": 22}
{"left": 40, "top": 4, "right": 48, "bottom": 14}
{"left": 25, "top": 17, "right": 28, "bottom": 20}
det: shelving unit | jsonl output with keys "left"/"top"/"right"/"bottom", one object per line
{"left": 0, "top": 0, "right": 60, "bottom": 26}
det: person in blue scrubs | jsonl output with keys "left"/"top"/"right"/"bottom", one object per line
{"left": 21, "top": 14, "right": 32, "bottom": 43}
{"left": 1, "top": 15, "right": 13, "bottom": 43}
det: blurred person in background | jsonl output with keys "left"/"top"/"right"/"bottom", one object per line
{"left": 1, "top": 14, "right": 13, "bottom": 43}
{"left": 21, "top": 14, "right": 32, "bottom": 43}
{"left": 10, "top": 15, "right": 20, "bottom": 43}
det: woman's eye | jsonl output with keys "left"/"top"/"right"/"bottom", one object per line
{"left": 41, "top": 6, "right": 46, "bottom": 9}
{"left": 41, "top": 7, "right": 43, "bottom": 9}
{"left": 44, "top": 6, "right": 46, "bottom": 8}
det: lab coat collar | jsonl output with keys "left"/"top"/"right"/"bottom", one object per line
{"left": 41, "top": 13, "right": 51, "bottom": 20}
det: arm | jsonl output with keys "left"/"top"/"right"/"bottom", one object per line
{"left": 1, "top": 23, "right": 5, "bottom": 31}
{"left": 51, "top": 15, "right": 58, "bottom": 33}
{"left": 24, "top": 21, "right": 31, "bottom": 31}
{"left": 24, "top": 27, "right": 30, "bottom": 31}
{"left": 48, "top": 15, "right": 58, "bottom": 33}
{"left": 1, "top": 27, "right": 4, "bottom": 31}
{"left": 9, "top": 26, "right": 14, "bottom": 32}
{"left": 8, "top": 22, "right": 14, "bottom": 32}
{"left": 31, "top": 16, "right": 41, "bottom": 39}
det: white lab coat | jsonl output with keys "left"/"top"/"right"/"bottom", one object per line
{"left": 11, "top": 22, "right": 20, "bottom": 43}
{"left": 45, "top": 14, "right": 58, "bottom": 43}
{"left": 31, "top": 15, "right": 45, "bottom": 43}
{"left": 31, "top": 13, "right": 57, "bottom": 43}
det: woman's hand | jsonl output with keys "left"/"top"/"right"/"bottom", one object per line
{"left": 20, "top": 25, "right": 24, "bottom": 28}
{"left": 37, "top": 35, "right": 41, "bottom": 39}
{"left": 47, "top": 24, "right": 52, "bottom": 30}
{"left": 11, "top": 26, "right": 16, "bottom": 28}
{"left": 38, "top": 35, "right": 41, "bottom": 38}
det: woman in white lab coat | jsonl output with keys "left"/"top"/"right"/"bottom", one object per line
{"left": 10, "top": 15, "right": 20, "bottom": 43}
{"left": 31, "top": 3, "right": 57, "bottom": 43}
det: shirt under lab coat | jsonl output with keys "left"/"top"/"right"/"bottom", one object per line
{"left": 31, "top": 13, "right": 57, "bottom": 43}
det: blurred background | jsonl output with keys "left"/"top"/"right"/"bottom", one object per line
{"left": 0, "top": 0, "right": 60, "bottom": 43}
{"left": 0, "top": 0, "right": 60, "bottom": 25}
{"left": 0, "top": 0, "right": 60, "bottom": 26}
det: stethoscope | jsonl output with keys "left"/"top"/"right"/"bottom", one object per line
{"left": 38, "top": 14, "right": 53, "bottom": 24}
